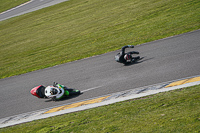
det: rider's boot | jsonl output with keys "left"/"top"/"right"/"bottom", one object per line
{"left": 131, "top": 56, "right": 140, "bottom": 62}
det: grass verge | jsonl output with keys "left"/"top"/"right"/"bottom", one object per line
{"left": 0, "top": 0, "right": 200, "bottom": 79}
{"left": 0, "top": 85, "right": 199, "bottom": 132}
{"left": 0, "top": 0, "right": 30, "bottom": 13}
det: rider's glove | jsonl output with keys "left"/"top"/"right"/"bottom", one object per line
{"left": 53, "top": 82, "right": 58, "bottom": 87}
{"left": 128, "top": 45, "right": 134, "bottom": 48}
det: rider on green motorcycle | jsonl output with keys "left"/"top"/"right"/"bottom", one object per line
{"left": 45, "top": 82, "right": 69, "bottom": 101}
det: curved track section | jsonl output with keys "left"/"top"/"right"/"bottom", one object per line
{"left": 0, "top": 30, "right": 200, "bottom": 119}
{"left": 0, "top": 0, "right": 69, "bottom": 21}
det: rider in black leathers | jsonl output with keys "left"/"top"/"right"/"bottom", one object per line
{"left": 115, "top": 45, "right": 140, "bottom": 64}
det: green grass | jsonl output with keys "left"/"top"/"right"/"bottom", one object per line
{"left": 0, "top": 85, "right": 199, "bottom": 132}
{"left": 0, "top": 0, "right": 200, "bottom": 79}
{"left": 0, "top": 0, "right": 30, "bottom": 13}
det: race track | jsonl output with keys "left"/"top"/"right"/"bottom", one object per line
{"left": 0, "top": 30, "right": 200, "bottom": 119}
{"left": 0, "top": 0, "right": 69, "bottom": 21}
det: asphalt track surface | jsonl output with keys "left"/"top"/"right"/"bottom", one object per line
{"left": 0, "top": 0, "right": 69, "bottom": 21}
{"left": 0, "top": 30, "right": 200, "bottom": 119}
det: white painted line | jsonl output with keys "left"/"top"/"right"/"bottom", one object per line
{"left": 82, "top": 86, "right": 102, "bottom": 92}
{"left": 0, "top": 0, "right": 33, "bottom": 15}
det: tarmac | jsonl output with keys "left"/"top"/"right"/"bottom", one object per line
{"left": 0, "top": 75, "right": 200, "bottom": 128}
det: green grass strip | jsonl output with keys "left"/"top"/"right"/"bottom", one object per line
{"left": 1, "top": 85, "right": 199, "bottom": 132}
{"left": 0, "top": 0, "right": 30, "bottom": 13}
{"left": 0, "top": 0, "right": 200, "bottom": 79}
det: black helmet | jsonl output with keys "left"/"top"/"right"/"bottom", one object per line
{"left": 50, "top": 88, "right": 58, "bottom": 95}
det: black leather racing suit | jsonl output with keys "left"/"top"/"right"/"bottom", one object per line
{"left": 115, "top": 45, "right": 139, "bottom": 63}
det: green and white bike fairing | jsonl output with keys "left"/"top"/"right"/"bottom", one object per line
{"left": 45, "top": 84, "right": 69, "bottom": 100}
